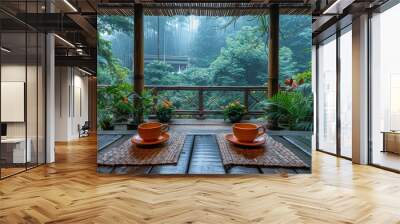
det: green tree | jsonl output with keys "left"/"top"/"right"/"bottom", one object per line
{"left": 97, "top": 16, "right": 133, "bottom": 86}
{"left": 279, "top": 47, "right": 298, "bottom": 81}
{"left": 181, "top": 67, "right": 213, "bottom": 86}
{"left": 280, "top": 16, "right": 312, "bottom": 73}
{"left": 98, "top": 16, "right": 133, "bottom": 34}
{"left": 231, "top": 15, "right": 311, "bottom": 77}
{"left": 97, "top": 16, "right": 134, "bottom": 125}
{"left": 211, "top": 26, "right": 267, "bottom": 86}
{"left": 190, "top": 17, "right": 227, "bottom": 67}
{"left": 145, "top": 61, "right": 175, "bottom": 85}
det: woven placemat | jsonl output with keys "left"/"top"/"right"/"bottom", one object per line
{"left": 216, "top": 134, "right": 309, "bottom": 168}
{"left": 98, "top": 133, "right": 186, "bottom": 166}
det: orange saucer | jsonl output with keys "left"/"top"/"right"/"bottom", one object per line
{"left": 131, "top": 133, "right": 170, "bottom": 146}
{"left": 224, "top": 133, "right": 265, "bottom": 147}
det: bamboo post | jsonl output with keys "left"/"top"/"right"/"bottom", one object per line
{"left": 268, "top": 4, "right": 279, "bottom": 98}
{"left": 134, "top": 4, "right": 144, "bottom": 123}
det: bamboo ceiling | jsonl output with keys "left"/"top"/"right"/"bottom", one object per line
{"left": 97, "top": 2, "right": 312, "bottom": 16}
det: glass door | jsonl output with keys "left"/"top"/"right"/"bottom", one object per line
{"left": 317, "top": 35, "right": 337, "bottom": 154}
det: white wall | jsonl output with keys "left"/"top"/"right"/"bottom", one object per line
{"left": 54, "top": 67, "right": 89, "bottom": 141}
{"left": 55, "top": 67, "right": 70, "bottom": 141}
{"left": 1, "top": 65, "right": 26, "bottom": 138}
{"left": 1, "top": 64, "right": 43, "bottom": 138}
{"left": 71, "top": 73, "right": 89, "bottom": 138}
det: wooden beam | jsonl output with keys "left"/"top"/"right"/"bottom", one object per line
{"left": 55, "top": 55, "right": 96, "bottom": 71}
{"left": 268, "top": 4, "right": 279, "bottom": 98}
{"left": 67, "top": 14, "right": 97, "bottom": 47}
{"left": 134, "top": 3, "right": 145, "bottom": 123}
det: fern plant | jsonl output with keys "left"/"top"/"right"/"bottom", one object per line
{"left": 262, "top": 91, "right": 313, "bottom": 131}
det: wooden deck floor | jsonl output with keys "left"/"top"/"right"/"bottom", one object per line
{"left": 1, "top": 135, "right": 400, "bottom": 223}
{"left": 97, "top": 125, "right": 311, "bottom": 175}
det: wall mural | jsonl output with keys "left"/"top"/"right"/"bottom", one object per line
{"left": 96, "top": 11, "right": 313, "bottom": 175}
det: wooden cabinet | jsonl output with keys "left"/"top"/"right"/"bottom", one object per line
{"left": 382, "top": 132, "right": 400, "bottom": 154}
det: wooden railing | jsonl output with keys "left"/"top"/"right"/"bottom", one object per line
{"left": 145, "top": 85, "right": 267, "bottom": 118}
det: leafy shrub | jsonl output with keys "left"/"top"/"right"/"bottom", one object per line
{"left": 296, "top": 83, "right": 312, "bottom": 96}
{"left": 293, "top": 70, "right": 311, "bottom": 84}
{"left": 262, "top": 91, "right": 313, "bottom": 131}
{"left": 99, "top": 83, "right": 133, "bottom": 123}
{"left": 99, "top": 113, "right": 114, "bottom": 130}
{"left": 132, "top": 89, "right": 154, "bottom": 124}
{"left": 223, "top": 101, "right": 247, "bottom": 123}
{"left": 282, "top": 70, "right": 312, "bottom": 95}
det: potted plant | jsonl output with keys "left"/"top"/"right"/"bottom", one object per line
{"left": 99, "top": 113, "right": 114, "bottom": 131}
{"left": 98, "top": 83, "right": 134, "bottom": 130}
{"left": 156, "top": 100, "right": 174, "bottom": 123}
{"left": 223, "top": 101, "right": 246, "bottom": 123}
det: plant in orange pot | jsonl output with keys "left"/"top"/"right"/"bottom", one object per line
{"left": 156, "top": 100, "right": 175, "bottom": 123}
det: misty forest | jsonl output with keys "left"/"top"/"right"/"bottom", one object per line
{"left": 98, "top": 15, "right": 313, "bottom": 131}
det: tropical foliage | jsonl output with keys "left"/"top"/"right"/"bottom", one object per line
{"left": 99, "top": 113, "right": 114, "bottom": 130}
{"left": 293, "top": 70, "right": 312, "bottom": 84}
{"left": 262, "top": 70, "right": 313, "bottom": 131}
{"left": 97, "top": 83, "right": 133, "bottom": 123}
{"left": 262, "top": 91, "right": 313, "bottom": 130}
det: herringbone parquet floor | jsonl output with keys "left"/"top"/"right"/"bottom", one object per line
{"left": 1, "top": 135, "right": 400, "bottom": 224}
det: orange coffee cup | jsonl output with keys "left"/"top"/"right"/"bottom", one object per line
{"left": 232, "top": 123, "right": 265, "bottom": 142}
{"left": 138, "top": 122, "right": 169, "bottom": 142}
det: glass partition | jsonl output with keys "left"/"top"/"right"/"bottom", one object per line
{"left": 1, "top": 31, "right": 28, "bottom": 177}
{"left": 317, "top": 35, "right": 337, "bottom": 154}
{"left": 370, "top": 4, "right": 400, "bottom": 171}
{"left": 0, "top": 2, "right": 46, "bottom": 179}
